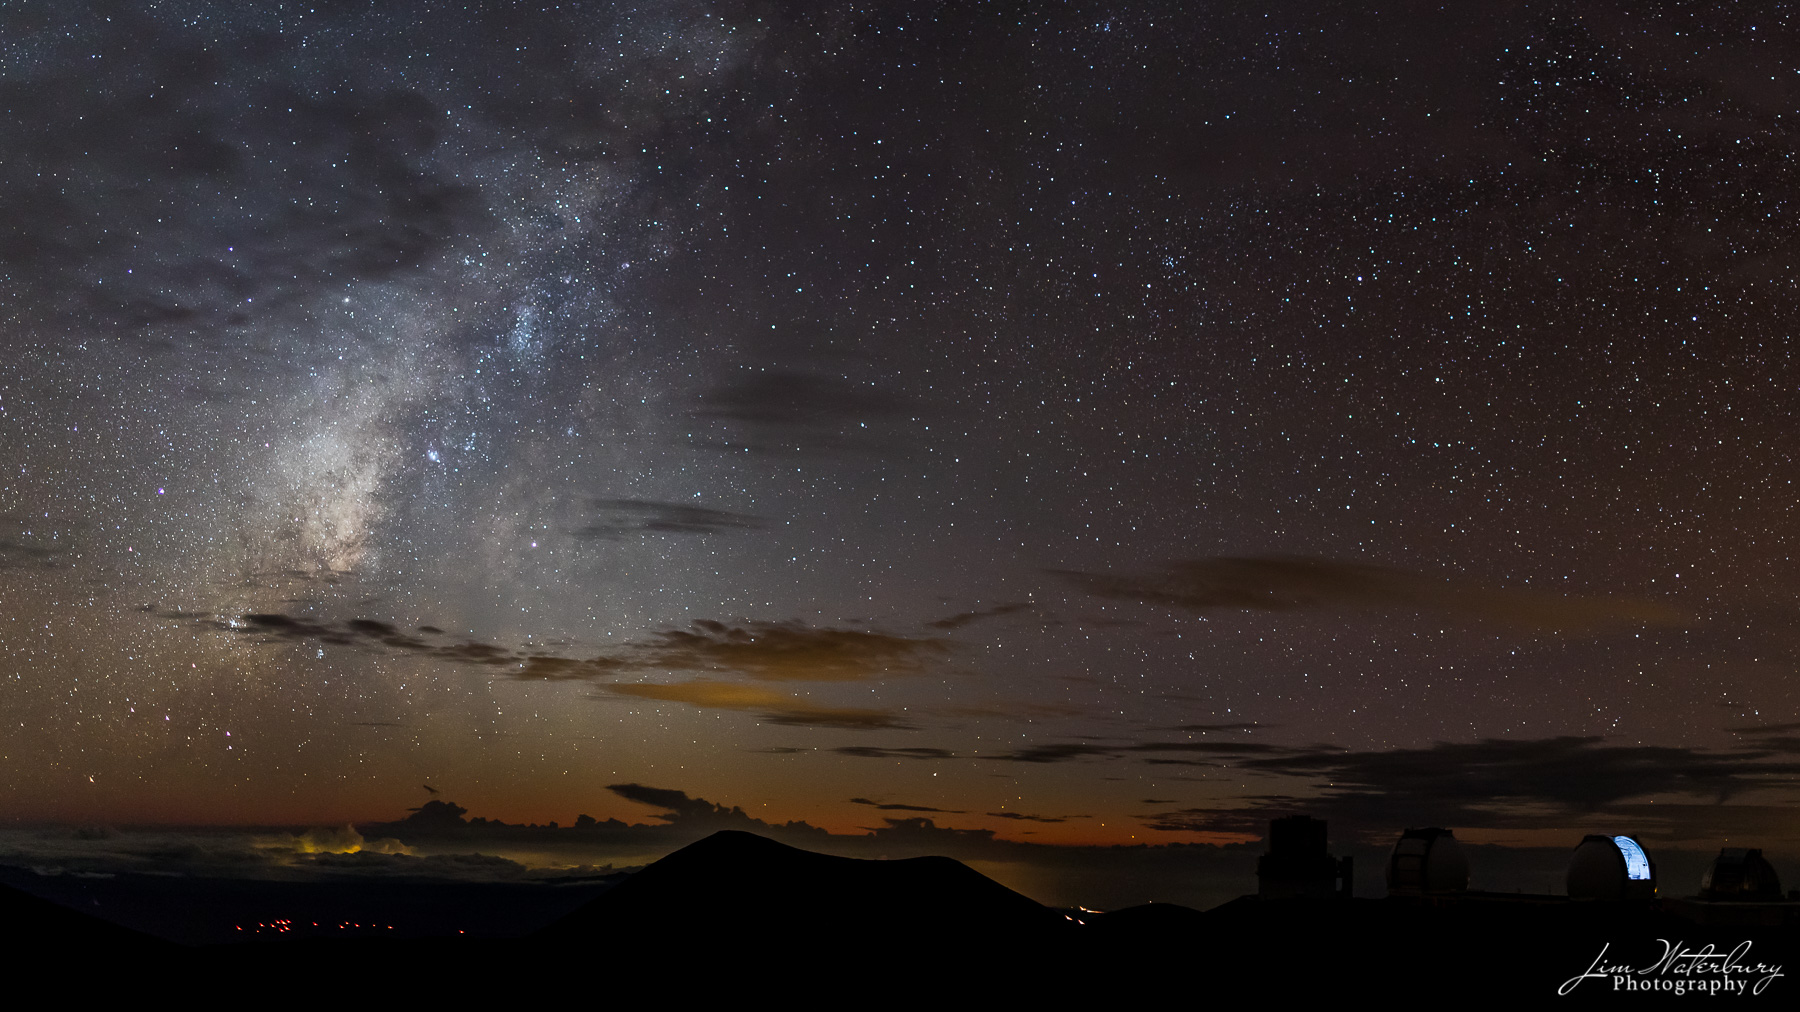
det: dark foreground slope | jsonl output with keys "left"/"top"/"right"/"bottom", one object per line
{"left": 0, "top": 878, "right": 174, "bottom": 958}
{"left": 10, "top": 833, "right": 1800, "bottom": 1001}
{"left": 0, "top": 863, "right": 616, "bottom": 945}
{"left": 537, "top": 831, "right": 1800, "bottom": 999}
{"left": 0, "top": 879, "right": 195, "bottom": 998}
{"left": 1093, "top": 894, "right": 1800, "bottom": 1001}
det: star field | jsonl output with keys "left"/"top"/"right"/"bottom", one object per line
{"left": 2, "top": 2, "right": 1799, "bottom": 862}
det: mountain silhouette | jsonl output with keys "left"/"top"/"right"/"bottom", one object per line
{"left": 1086, "top": 900, "right": 1210, "bottom": 936}
{"left": 537, "top": 829, "right": 1070, "bottom": 979}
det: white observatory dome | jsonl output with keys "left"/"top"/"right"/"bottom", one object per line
{"left": 1700, "top": 848, "right": 1783, "bottom": 901}
{"left": 1567, "top": 834, "right": 1657, "bottom": 900}
{"left": 1385, "top": 827, "right": 1469, "bottom": 895}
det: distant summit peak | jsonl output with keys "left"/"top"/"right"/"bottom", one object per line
{"left": 540, "top": 829, "right": 1064, "bottom": 946}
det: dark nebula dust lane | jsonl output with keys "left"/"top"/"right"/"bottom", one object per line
{"left": 2, "top": 2, "right": 1799, "bottom": 879}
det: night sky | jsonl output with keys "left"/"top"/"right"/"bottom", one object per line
{"left": 5, "top": 1, "right": 1800, "bottom": 895}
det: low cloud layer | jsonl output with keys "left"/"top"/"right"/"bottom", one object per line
{"left": 261, "top": 824, "right": 411, "bottom": 857}
{"left": 1057, "top": 556, "right": 1690, "bottom": 633}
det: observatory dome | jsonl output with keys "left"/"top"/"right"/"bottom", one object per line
{"left": 1700, "top": 848, "right": 1782, "bottom": 901}
{"left": 1385, "top": 827, "right": 1469, "bottom": 895}
{"left": 1566, "top": 834, "right": 1657, "bottom": 901}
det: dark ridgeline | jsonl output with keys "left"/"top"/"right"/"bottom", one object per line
{"left": 534, "top": 828, "right": 1075, "bottom": 984}
{"left": 0, "top": 878, "right": 192, "bottom": 997}
{"left": 0, "top": 877, "right": 173, "bottom": 958}
{"left": 9, "top": 825, "right": 1800, "bottom": 999}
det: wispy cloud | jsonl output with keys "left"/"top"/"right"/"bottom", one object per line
{"left": 626, "top": 620, "right": 949, "bottom": 682}
{"left": 211, "top": 613, "right": 631, "bottom": 679}
{"left": 986, "top": 811, "right": 1080, "bottom": 823}
{"left": 688, "top": 371, "right": 915, "bottom": 455}
{"left": 607, "top": 679, "right": 908, "bottom": 730}
{"left": 695, "top": 372, "right": 908, "bottom": 426}
{"left": 181, "top": 607, "right": 944, "bottom": 729}
{"left": 993, "top": 740, "right": 1295, "bottom": 765}
{"left": 569, "top": 498, "right": 763, "bottom": 540}
{"left": 0, "top": 538, "right": 63, "bottom": 569}
{"left": 926, "top": 602, "right": 1031, "bottom": 631}
{"left": 190, "top": 610, "right": 944, "bottom": 689}
{"left": 833, "top": 746, "right": 960, "bottom": 761}
{"left": 1238, "top": 736, "right": 1797, "bottom": 810}
{"left": 1056, "top": 555, "right": 1690, "bottom": 633}
{"left": 850, "top": 798, "right": 966, "bottom": 814}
